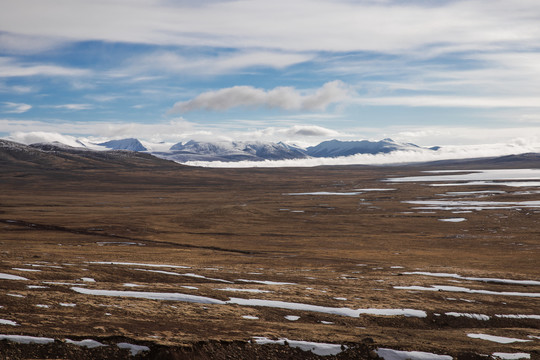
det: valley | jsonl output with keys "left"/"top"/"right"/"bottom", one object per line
{"left": 0, "top": 141, "right": 539, "bottom": 359}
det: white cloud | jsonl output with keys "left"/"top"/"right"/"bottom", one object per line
{"left": 7, "top": 131, "right": 83, "bottom": 147}
{"left": 170, "top": 81, "right": 351, "bottom": 113}
{"left": 0, "top": 57, "right": 89, "bottom": 78}
{"left": 50, "top": 104, "right": 94, "bottom": 110}
{"left": 124, "top": 50, "right": 314, "bottom": 77}
{"left": 2, "top": 102, "right": 31, "bottom": 113}
{"left": 284, "top": 125, "right": 339, "bottom": 137}
{"left": 1, "top": 0, "right": 539, "bottom": 56}
{"left": 0, "top": 32, "right": 63, "bottom": 54}
{"left": 354, "top": 96, "right": 540, "bottom": 108}
{"left": 0, "top": 118, "right": 203, "bottom": 143}
{"left": 184, "top": 141, "right": 540, "bottom": 168}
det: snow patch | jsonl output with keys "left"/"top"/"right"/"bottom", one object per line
{"left": 65, "top": 338, "right": 106, "bottom": 348}
{"left": 0, "top": 334, "right": 54, "bottom": 344}
{"left": 0, "top": 319, "right": 19, "bottom": 326}
{"left": 492, "top": 353, "right": 530, "bottom": 360}
{"left": 376, "top": 348, "right": 452, "bottom": 360}
{"left": 0, "top": 273, "right": 28, "bottom": 280}
{"left": 467, "top": 333, "right": 531, "bottom": 344}
{"left": 12, "top": 268, "right": 41, "bottom": 272}
{"left": 253, "top": 337, "right": 346, "bottom": 356}
{"left": 394, "top": 285, "right": 540, "bottom": 297}
{"left": 217, "top": 287, "right": 271, "bottom": 293}
{"left": 402, "top": 272, "right": 540, "bottom": 286}
{"left": 495, "top": 314, "right": 540, "bottom": 320}
{"left": 236, "top": 279, "right": 296, "bottom": 285}
{"left": 117, "top": 342, "right": 150, "bottom": 356}
{"left": 89, "top": 261, "right": 190, "bottom": 269}
{"left": 445, "top": 312, "right": 490, "bottom": 321}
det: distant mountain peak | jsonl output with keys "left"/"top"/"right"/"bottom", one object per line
{"left": 306, "top": 139, "right": 423, "bottom": 158}
{"left": 98, "top": 138, "right": 147, "bottom": 152}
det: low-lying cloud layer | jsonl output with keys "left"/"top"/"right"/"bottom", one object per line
{"left": 169, "top": 81, "right": 351, "bottom": 113}
{"left": 183, "top": 142, "right": 540, "bottom": 168}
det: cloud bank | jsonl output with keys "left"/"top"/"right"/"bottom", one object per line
{"left": 170, "top": 81, "right": 351, "bottom": 113}
{"left": 184, "top": 141, "right": 540, "bottom": 168}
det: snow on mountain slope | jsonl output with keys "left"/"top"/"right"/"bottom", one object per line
{"left": 164, "top": 140, "right": 308, "bottom": 162}
{"left": 306, "top": 139, "right": 421, "bottom": 158}
{"left": 98, "top": 138, "right": 147, "bottom": 152}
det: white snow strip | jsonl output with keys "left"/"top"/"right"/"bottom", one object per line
{"left": 59, "top": 303, "right": 77, "bottom": 307}
{"left": 402, "top": 272, "right": 540, "bottom": 286}
{"left": 135, "top": 269, "right": 232, "bottom": 283}
{"left": 96, "top": 242, "right": 141, "bottom": 246}
{"left": 71, "top": 287, "right": 227, "bottom": 304}
{"left": 25, "top": 264, "right": 63, "bottom": 269}
{"left": 253, "top": 337, "right": 346, "bottom": 356}
{"left": 181, "top": 286, "right": 198, "bottom": 290}
{"left": 445, "top": 312, "right": 490, "bottom": 321}
{"left": 7, "top": 294, "right": 24, "bottom": 298}
{"left": 0, "top": 272, "right": 28, "bottom": 280}
{"left": 285, "top": 192, "right": 362, "bottom": 196}
{"left": 406, "top": 200, "right": 540, "bottom": 210}
{"left": 242, "top": 315, "right": 259, "bottom": 320}
{"left": 123, "top": 283, "right": 144, "bottom": 288}
{"left": 0, "top": 319, "right": 19, "bottom": 326}
{"left": 444, "top": 191, "right": 506, "bottom": 196}
{"left": 81, "top": 277, "right": 96, "bottom": 282}
{"left": 65, "top": 338, "right": 106, "bottom": 348}
{"left": 70, "top": 287, "right": 426, "bottom": 318}
{"left": 12, "top": 268, "right": 41, "bottom": 272}
{"left": 394, "top": 285, "right": 540, "bottom": 297}
{"left": 430, "top": 181, "right": 540, "bottom": 187}
{"left": 0, "top": 334, "right": 54, "bottom": 344}
{"left": 27, "top": 285, "right": 48, "bottom": 289}
{"left": 492, "top": 353, "right": 530, "bottom": 360}
{"left": 117, "top": 342, "right": 150, "bottom": 356}
{"left": 376, "top": 348, "right": 452, "bottom": 360}
{"left": 36, "top": 304, "right": 50, "bottom": 308}
{"left": 495, "top": 314, "right": 540, "bottom": 320}
{"left": 89, "top": 261, "right": 190, "bottom": 269}
{"left": 438, "top": 218, "right": 467, "bottom": 222}
{"left": 43, "top": 281, "right": 88, "bottom": 286}
{"left": 217, "top": 288, "right": 271, "bottom": 293}
{"left": 467, "top": 333, "right": 531, "bottom": 344}
{"left": 354, "top": 188, "right": 396, "bottom": 191}
{"left": 236, "top": 279, "right": 296, "bottom": 285}
{"left": 285, "top": 315, "right": 300, "bottom": 321}
{"left": 387, "top": 169, "right": 540, "bottom": 183}
{"left": 228, "top": 298, "right": 427, "bottom": 318}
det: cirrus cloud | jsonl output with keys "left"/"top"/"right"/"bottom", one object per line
{"left": 169, "top": 80, "right": 351, "bottom": 113}
{"left": 2, "top": 101, "right": 31, "bottom": 113}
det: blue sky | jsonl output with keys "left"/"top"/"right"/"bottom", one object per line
{"left": 1, "top": 0, "right": 540, "bottom": 148}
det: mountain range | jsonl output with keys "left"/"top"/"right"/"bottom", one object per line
{"left": 92, "top": 138, "right": 430, "bottom": 162}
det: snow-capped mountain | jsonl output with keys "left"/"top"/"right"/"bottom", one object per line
{"left": 98, "top": 138, "right": 147, "bottom": 152}
{"left": 306, "top": 138, "right": 421, "bottom": 157}
{"left": 163, "top": 140, "right": 308, "bottom": 162}
{"left": 11, "top": 136, "right": 436, "bottom": 163}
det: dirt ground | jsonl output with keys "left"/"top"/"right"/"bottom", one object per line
{"left": 0, "top": 152, "right": 539, "bottom": 359}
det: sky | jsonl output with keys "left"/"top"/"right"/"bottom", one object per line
{"left": 1, "top": 0, "right": 540, "bottom": 149}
